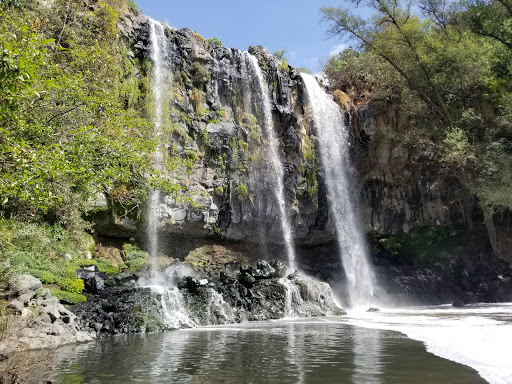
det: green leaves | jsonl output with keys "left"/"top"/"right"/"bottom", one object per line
{"left": 0, "top": 2, "right": 186, "bottom": 226}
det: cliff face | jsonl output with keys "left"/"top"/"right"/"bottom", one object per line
{"left": 101, "top": 16, "right": 340, "bottom": 247}
{"left": 99, "top": 15, "right": 465, "bottom": 250}
{"left": 357, "top": 108, "right": 460, "bottom": 235}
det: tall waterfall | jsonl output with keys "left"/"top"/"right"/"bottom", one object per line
{"left": 300, "top": 73, "right": 375, "bottom": 308}
{"left": 148, "top": 19, "right": 170, "bottom": 273}
{"left": 247, "top": 54, "right": 297, "bottom": 272}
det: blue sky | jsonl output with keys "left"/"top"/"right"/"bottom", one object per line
{"left": 135, "top": 0, "right": 349, "bottom": 73}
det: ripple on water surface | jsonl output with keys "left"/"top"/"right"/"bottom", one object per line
{"left": 40, "top": 318, "right": 489, "bottom": 384}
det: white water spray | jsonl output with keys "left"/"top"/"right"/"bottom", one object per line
{"left": 300, "top": 73, "right": 375, "bottom": 308}
{"left": 247, "top": 54, "right": 297, "bottom": 273}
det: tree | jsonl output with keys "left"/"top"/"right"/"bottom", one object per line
{"left": 0, "top": 1, "right": 188, "bottom": 235}
{"left": 321, "top": 0, "right": 512, "bottom": 253}
{"left": 273, "top": 49, "right": 287, "bottom": 60}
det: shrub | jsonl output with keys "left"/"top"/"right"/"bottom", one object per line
{"left": 214, "top": 186, "right": 224, "bottom": 196}
{"left": 206, "top": 37, "right": 223, "bottom": 49}
{"left": 49, "top": 289, "right": 87, "bottom": 304}
{"left": 297, "top": 67, "right": 312, "bottom": 74}
{"left": 59, "top": 278, "right": 84, "bottom": 294}
{"left": 184, "top": 149, "right": 198, "bottom": 161}
{"left": 190, "top": 62, "right": 211, "bottom": 86}
{"left": 122, "top": 243, "right": 147, "bottom": 271}
{"left": 279, "top": 60, "right": 290, "bottom": 73}
{"left": 235, "top": 184, "right": 249, "bottom": 201}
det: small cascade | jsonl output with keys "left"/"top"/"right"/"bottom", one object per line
{"left": 300, "top": 73, "right": 376, "bottom": 309}
{"left": 280, "top": 277, "right": 301, "bottom": 318}
{"left": 280, "top": 275, "right": 344, "bottom": 318}
{"left": 147, "top": 19, "right": 171, "bottom": 276}
{"left": 160, "top": 287, "right": 196, "bottom": 329}
{"left": 247, "top": 54, "right": 297, "bottom": 272}
{"left": 140, "top": 264, "right": 198, "bottom": 329}
{"left": 203, "top": 288, "right": 236, "bottom": 325}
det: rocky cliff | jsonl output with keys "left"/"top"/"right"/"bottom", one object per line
{"left": 98, "top": 15, "right": 475, "bottom": 252}
{"left": 95, "top": 15, "right": 340, "bottom": 251}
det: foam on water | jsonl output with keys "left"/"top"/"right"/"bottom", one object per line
{"left": 345, "top": 304, "right": 512, "bottom": 384}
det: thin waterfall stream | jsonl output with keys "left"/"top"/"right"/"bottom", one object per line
{"left": 147, "top": 19, "right": 170, "bottom": 281}
{"left": 301, "top": 73, "right": 376, "bottom": 309}
{"left": 247, "top": 54, "right": 297, "bottom": 273}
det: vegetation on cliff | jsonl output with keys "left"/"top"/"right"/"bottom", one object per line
{"left": 0, "top": 0, "right": 187, "bottom": 232}
{"left": 322, "top": 0, "right": 512, "bottom": 255}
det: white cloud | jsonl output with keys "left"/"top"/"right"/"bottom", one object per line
{"left": 288, "top": 50, "right": 296, "bottom": 61}
{"left": 329, "top": 44, "right": 347, "bottom": 57}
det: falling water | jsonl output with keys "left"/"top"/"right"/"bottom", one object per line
{"left": 300, "top": 73, "right": 375, "bottom": 309}
{"left": 148, "top": 19, "right": 170, "bottom": 275}
{"left": 247, "top": 54, "right": 297, "bottom": 273}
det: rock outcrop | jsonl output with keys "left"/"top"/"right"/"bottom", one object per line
{"left": 1, "top": 276, "right": 94, "bottom": 355}
{"left": 72, "top": 260, "right": 345, "bottom": 336}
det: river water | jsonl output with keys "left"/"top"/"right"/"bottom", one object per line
{"left": 39, "top": 304, "right": 512, "bottom": 384}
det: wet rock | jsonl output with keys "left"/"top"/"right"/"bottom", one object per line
{"left": 269, "top": 260, "right": 287, "bottom": 278}
{"left": 76, "top": 268, "right": 106, "bottom": 293}
{"left": 114, "top": 272, "right": 140, "bottom": 287}
{"left": 252, "top": 261, "right": 276, "bottom": 279}
{"left": 178, "top": 276, "right": 201, "bottom": 293}
{"left": 452, "top": 300, "right": 465, "bottom": 308}
{"left": 239, "top": 274, "right": 256, "bottom": 288}
{"left": 366, "top": 307, "right": 381, "bottom": 313}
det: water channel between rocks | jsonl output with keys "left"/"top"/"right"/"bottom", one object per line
{"left": 38, "top": 304, "right": 512, "bottom": 384}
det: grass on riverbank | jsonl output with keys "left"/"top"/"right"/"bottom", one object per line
{"left": 0, "top": 219, "right": 140, "bottom": 297}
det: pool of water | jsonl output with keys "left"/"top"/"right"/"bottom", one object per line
{"left": 39, "top": 315, "right": 492, "bottom": 384}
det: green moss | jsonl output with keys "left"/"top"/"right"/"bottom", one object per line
{"left": 216, "top": 109, "right": 227, "bottom": 119}
{"left": 190, "top": 88, "right": 208, "bottom": 117}
{"left": 239, "top": 140, "right": 249, "bottom": 153}
{"left": 95, "top": 258, "right": 120, "bottom": 275}
{"left": 235, "top": 184, "right": 249, "bottom": 201}
{"left": 214, "top": 186, "right": 224, "bottom": 196}
{"left": 378, "top": 226, "right": 467, "bottom": 267}
{"left": 49, "top": 289, "right": 87, "bottom": 304}
{"left": 184, "top": 149, "right": 198, "bottom": 161}
{"left": 123, "top": 243, "right": 148, "bottom": 271}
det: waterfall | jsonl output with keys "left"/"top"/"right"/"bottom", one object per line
{"left": 247, "top": 54, "right": 297, "bottom": 272}
{"left": 148, "top": 19, "right": 170, "bottom": 274}
{"left": 300, "top": 73, "right": 375, "bottom": 309}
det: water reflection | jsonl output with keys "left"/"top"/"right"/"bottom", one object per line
{"left": 353, "top": 327, "right": 382, "bottom": 384}
{"left": 43, "top": 319, "right": 486, "bottom": 384}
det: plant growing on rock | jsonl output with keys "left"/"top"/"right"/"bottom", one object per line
{"left": 235, "top": 184, "right": 249, "bottom": 201}
{"left": 206, "top": 36, "right": 223, "bottom": 49}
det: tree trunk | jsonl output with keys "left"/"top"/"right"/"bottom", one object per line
{"left": 462, "top": 188, "right": 474, "bottom": 232}
{"left": 483, "top": 206, "right": 500, "bottom": 254}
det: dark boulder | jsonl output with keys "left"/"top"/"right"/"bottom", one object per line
{"left": 76, "top": 269, "right": 106, "bottom": 293}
